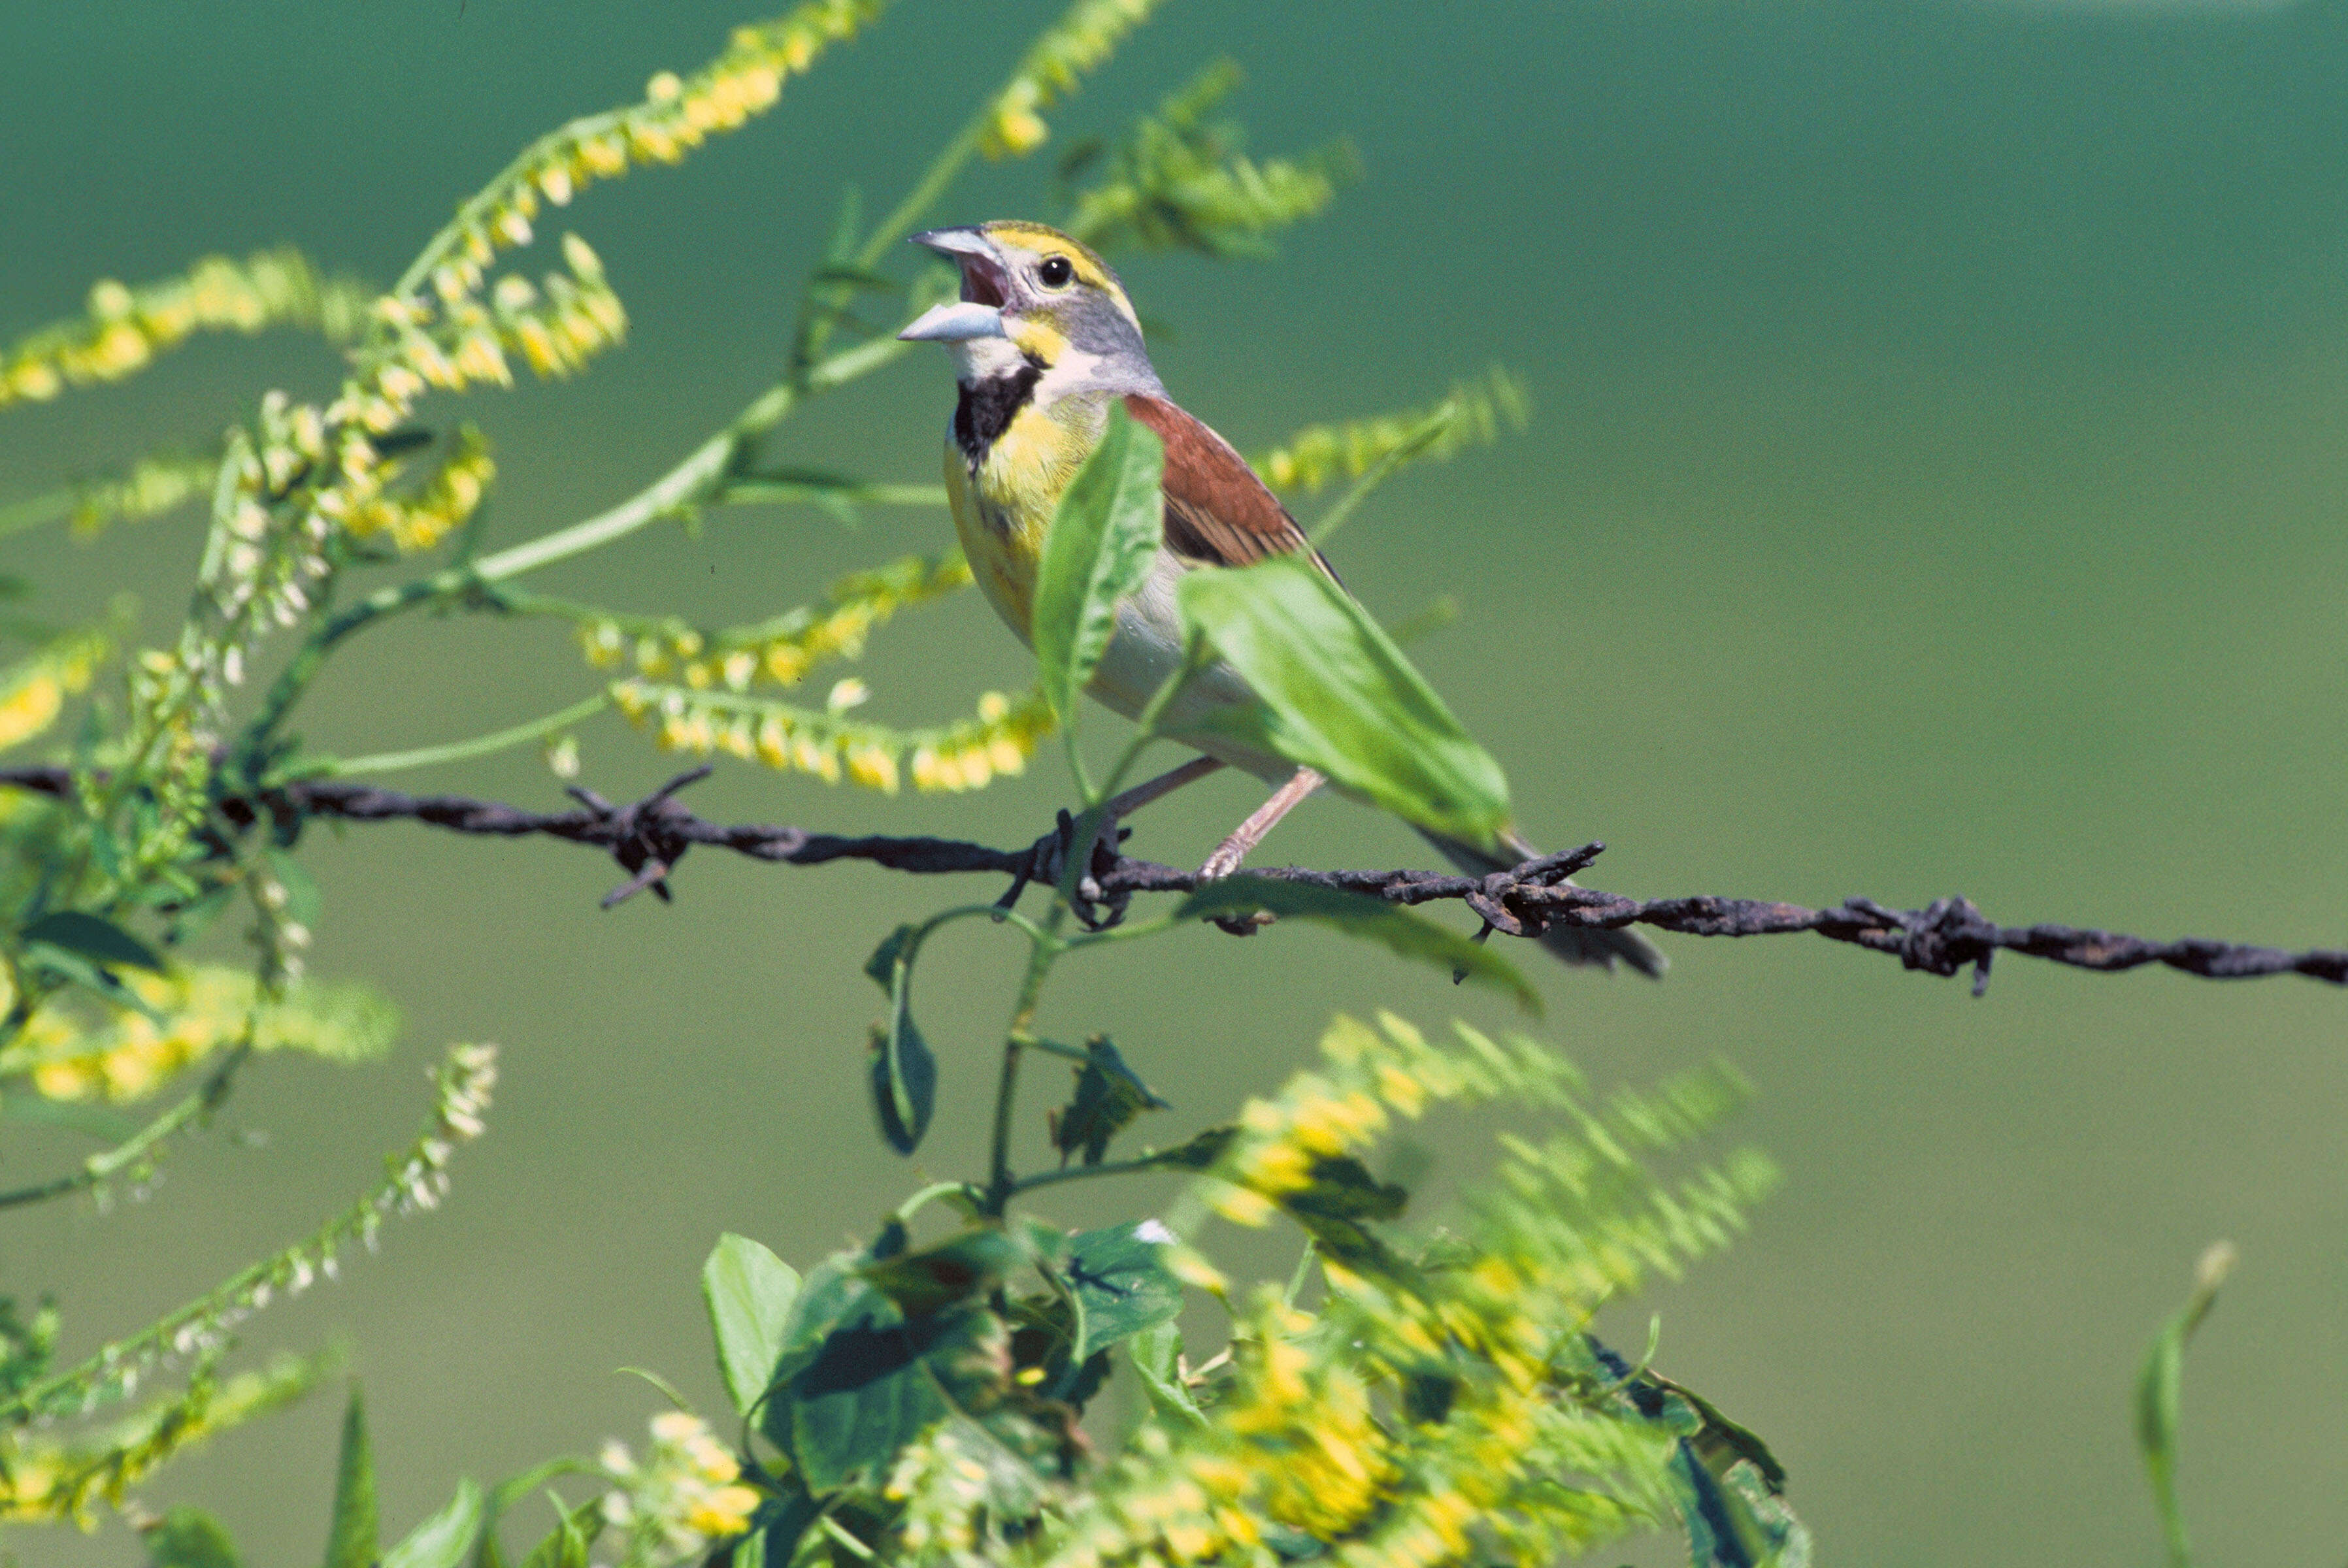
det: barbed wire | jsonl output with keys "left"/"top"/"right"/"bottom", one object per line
{"left": 6, "top": 762, "right": 2342, "bottom": 994}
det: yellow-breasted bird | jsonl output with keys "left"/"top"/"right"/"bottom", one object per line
{"left": 899, "top": 220, "right": 1663, "bottom": 975}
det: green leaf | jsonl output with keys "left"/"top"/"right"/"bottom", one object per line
{"left": 1064, "top": 1221, "right": 1183, "bottom": 1362}
{"left": 514, "top": 1499, "right": 598, "bottom": 1568}
{"left": 1175, "top": 553, "right": 1511, "bottom": 846}
{"left": 765, "top": 1254, "right": 999, "bottom": 1494}
{"left": 863, "top": 924, "right": 916, "bottom": 993}
{"left": 1127, "top": 1322, "right": 1205, "bottom": 1427}
{"left": 321, "top": 1385, "right": 379, "bottom": 1568}
{"left": 1280, "top": 1153, "right": 1414, "bottom": 1275}
{"left": 859, "top": 1228, "right": 1023, "bottom": 1317}
{"left": 865, "top": 926, "right": 937, "bottom": 1154}
{"left": 1049, "top": 1036, "right": 1168, "bottom": 1167}
{"left": 20, "top": 909, "right": 165, "bottom": 972}
{"left": 1176, "top": 875, "right": 1538, "bottom": 1014}
{"left": 383, "top": 1477, "right": 484, "bottom": 1568}
{"left": 2137, "top": 1243, "right": 2236, "bottom": 1568}
{"left": 146, "top": 1508, "right": 242, "bottom": 1568}
{"left": 1031, "top": 402, "right": 1165, "bottom": 728}
{"left": 703, "top": 1233, "right": 801, "bottom": 1420}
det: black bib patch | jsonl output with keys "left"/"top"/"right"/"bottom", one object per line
{"left": 953, "top": 364, "right": 1044, "bottom": 470}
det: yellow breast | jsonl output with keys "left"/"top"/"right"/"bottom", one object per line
{"left": 942, "top": 400, "right": 1098, "bottom": 645}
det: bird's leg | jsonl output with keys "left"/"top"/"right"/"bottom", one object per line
{"left": 1004, "top": 756, "right": 1228, "bottom": 916}
{"left": 1103, "top": 755, "right": 1225, "bottom": 819}
{"left": 1199, "top": 766, "right": 1324, "bottom": 880}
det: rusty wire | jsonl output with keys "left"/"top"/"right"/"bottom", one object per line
{"left": 5, "top": 763, "right": 2341, "bottom": 994}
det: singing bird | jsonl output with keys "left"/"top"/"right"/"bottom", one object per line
{"left": 899, "top": 221, "right": 1663, "bottom": 975}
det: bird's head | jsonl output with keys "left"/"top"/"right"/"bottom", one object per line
{"left": 898, "top": 221, "right": 1159, "bottom": 395}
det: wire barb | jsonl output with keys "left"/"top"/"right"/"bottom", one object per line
{"left": 6, "top": 764, "right": 2343, "bottom": 990}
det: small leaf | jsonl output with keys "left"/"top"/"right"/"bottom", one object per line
{"left": 321, "top": 1384, "right": 379, "bottom": 1568}
{"left": 1281, "top": 1153, "right": 1413, "bottom": 1273}
{"left": 1177, "top": 875, "right": 1538, "bottom": 1013}
{"left": 515, "top": 1499, "right": 599, "bottom": 1568}
{"left": 1127, "top": 1323, "right": 1205, "bottom": 1426}
{"left": 868, "top": 1017, "right": 936, "bottom": 1156}
{"left": 145, "top": 1508, "right": 242, "bottom": 1568}
{"left": 1176, "top": 554, "right": 1511, "bottom": 846}
{"left": 1049, "top": 1037, "right": 1168, "bottom": 1167}
{"left": 2137, "top": 1242, "right": 2236, "bottom": 1568}
{"left": 863, "top": 924, "right": 916, "bottom": 993}
{"left": 703, "top": 1233, "right": 802, "bottom": 1419}
{"left": 1064, "top": 1221, "right": 1183, "bottom": 1362}
{"left": 1031, "top": 402, "right": 1165, "bottom": 727}
{"left": 20, "top": 909, "right": 164, "bottom": 972}
{"left": 382, "top": 1477, "right": 483, "bottom": 1568}
{"left": 859, "top": 1229, "right": 1024, "bottom": 1316}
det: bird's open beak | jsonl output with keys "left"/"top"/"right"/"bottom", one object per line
{"left": 899, "top": 227, "right": 1010, "bottom": 342}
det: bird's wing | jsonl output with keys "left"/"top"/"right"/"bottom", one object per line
{"left": 1123, "top": 393, "right": 1340, "bottom": 584}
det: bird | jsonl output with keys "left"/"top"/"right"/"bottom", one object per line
{"left": 898, "top": 220, "right": 1663, "bottom": 976}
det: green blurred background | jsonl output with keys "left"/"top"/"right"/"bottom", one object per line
{"left": 6, "top": 0, "right": 2347, "bottom": 1560}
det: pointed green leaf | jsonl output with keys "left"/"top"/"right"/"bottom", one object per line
{"left": 20, "top": 910, "right": 164, "bottom": 972}
{"left": 1127, "top": 1323, "right": 1205, "bottom": 1427}
{"left": 1177, "top": 875, "right": 1538, "bottom": 1013}
{"left": 146, "top": 1509, "right": 242, "bottom": 1568}
{"left": 1176, "top": 553, "right": 1510, "bottom": 846}
{"left": 515, "top": 1499, "right": 599, "bottom": 1568}
{"left": 859, "top": 1228, "right": 1023, "bottom": 1316}
{"left": 2137, "top": 1243, "right": 2236, "bottom": 1568}
{"left": 1065, "top": 1221, "right": 1183, "bottom": 1362}
{"left": 703, "top": 1233, "right": 801, "bottom": 1420}
{"left": 1049, "top": 1036, "right": 1168, "bottom": 1168}
{"left": 384, "top": 1477, "right": 484, "bottom": 1568}
{"left": 1032, "top": 402, "right": 1165, "bottom": 727}
{"left": 866, "top": 926, "right": 937, "bottom": 1154}
{"left": 322, "top": 1385, "right": 379, "bottom": 1568}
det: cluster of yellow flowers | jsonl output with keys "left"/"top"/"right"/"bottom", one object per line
{"left": 0, "top": 1356, "right": 323, "bottom": 1527}
{"left": 980, "top": 0, "right": 1165, "bottom": 157}
{"left": 0, "top": 624, "right": 110, "bottom": 752}
{"left": 0, "top": 966, "right": 398, "bottom": 1105}
{"left": 1251, "top": 368, "right": 1529, "bottom": 494}
{"left": 877, "top": 1014, "right": 1778, "bottom": 1568}
{"left": 342, "top": 426, "right": 495, "bottom": 555}
{"left": 397, "top": 0, "right": 877, "bottom": 318}
{"left": 611, "top": 681, "right": 1053, "bottom": 796}
{"left": 577, "top": 551, "right": 973, "bottom": 691}
{"left": 0, "top": 249, "right": 369, "bottom": 410}
{"left": 363, "top": 233, "right": 625, "bottom": 412}
{"left": 599, "top": 1411, "right": 763, "bottom": 1563}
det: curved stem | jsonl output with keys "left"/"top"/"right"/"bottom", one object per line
{"left": 1006, "top": 1150, "right": 1182, "bottom": 1200}
{"left": 321, "top": 693, "right": 609, "bottom": 777}
{"left": 0, "top": 1043, "right": 250, "bottom": 1212}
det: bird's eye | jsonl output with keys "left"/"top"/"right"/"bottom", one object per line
{"left": 1037, "top": 255, "right": 1075, "bottom": 288}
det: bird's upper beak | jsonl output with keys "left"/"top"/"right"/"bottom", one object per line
{"left": 899, "top": 227, "right": 1010, "bottom": 342}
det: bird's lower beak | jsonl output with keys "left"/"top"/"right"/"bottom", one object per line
{"left": 898, "top": 299, "right": 1006, "bottom": 342}
{"left": 901, "top": 227, "right": 1012, "bottom": 342}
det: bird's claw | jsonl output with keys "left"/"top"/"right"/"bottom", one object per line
{"left": 1002, "top": 808, "right": 1132, "bottom": 930}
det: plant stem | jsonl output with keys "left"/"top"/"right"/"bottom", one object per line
{"left": 0, "top": 1043, "right": 250, "bottom": 1211}
{"left": 322, "top": 693, "right": 609, "bottom": 777}
{"left": 1006, "top": 1150, "right": 1183, "bottom": 1199}
{"left": 985, "top": 906, "right": 1068, "bottom": 1213}
{"left": 1304, "top": 407, "right": 1455, "bottom": 549}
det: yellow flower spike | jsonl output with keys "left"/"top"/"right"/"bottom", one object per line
{"left": 633, "top": 638, "right": 670, "bottom": 678}
{"left": 910, "top": 745, "right": 944, "bottom": 792}
{"left": 681, "top": 661, "right": 714, "bottom": 691}
{"left": 537, "top": 163, "right": 574, "bottom": 206}
{"left": 1203, "top": 1180, "right": 1276, "bottom": 1228}
{"left": 719, "top": 650, "right": 755, "bottom": 690}
{"left": 844, "top": 743, "right": 899, "bottom": 794}
{"left": 953, "top": 743, "right": 993, "bottom": 791}
{"left": 755, "top": 718, "right": 789, "bottom": 768}
{"left": 0, "top": 674, "right": 65, "bottom": 750}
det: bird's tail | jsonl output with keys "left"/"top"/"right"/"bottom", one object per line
{"left": 1417, "top": 826, "right": 1667, "bottom": 978}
